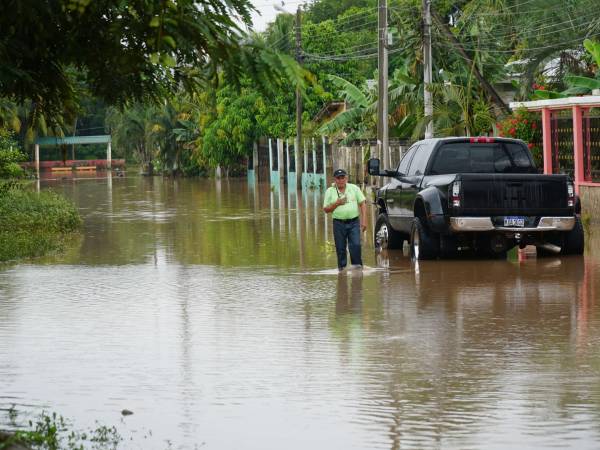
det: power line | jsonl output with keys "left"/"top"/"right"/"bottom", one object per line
{"left": 434, "top": 29, "right": 600, "bottom": 54}
{"left": 452, "top": 0, "right": 598, "bottom": 33}
{"left": 303, "top": 40, "right": 378, "bottom": 57}
{"left": 440, "top": 14, "right": 600, "bottom": 48}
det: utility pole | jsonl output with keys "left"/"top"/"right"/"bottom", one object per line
{"left": 377, "top": 0, "right": 389, "bottom": 170}
{"left": 294, "top": 6, "right": 303, "bottom": 187}
{"left": 423, "top": 0, "right": 434, "bottom": 139}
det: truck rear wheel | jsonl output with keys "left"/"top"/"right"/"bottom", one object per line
{"left": 561, "top": 217, "right": 584, "bottom": 255}
{"left": 410, "top": 217, "right": 439, "bottom": 260}
{"left": 374, "top": 213, "right": 404, "bottom": 250}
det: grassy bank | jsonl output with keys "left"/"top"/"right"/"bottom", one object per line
{"left": 0, "top": 186, "right": 82, "bottom": 262}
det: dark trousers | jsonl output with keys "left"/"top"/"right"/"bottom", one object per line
{"left": 333, "top": 218, "right": 362, "bottom": 270}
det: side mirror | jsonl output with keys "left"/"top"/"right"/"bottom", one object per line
{"left": 368, "top": 158, "right": 381, "bottom": 176}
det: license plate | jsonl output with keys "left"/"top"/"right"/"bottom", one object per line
{"left": 504, "top": 216, "right": 525, "bottom": 227}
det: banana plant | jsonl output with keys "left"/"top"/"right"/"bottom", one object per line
{"left": 564, "top": 39, "right": 600, "bottom": 93}
{"left": 533, "top": 39, "right": 600, "bottom": 99}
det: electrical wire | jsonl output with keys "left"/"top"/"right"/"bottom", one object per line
{"left": 434, "top": 29, "right": 600, "bottom": 54}
{"left": 436, "top": 14, "right": 600, "bottom": 49}
{"left": 303, "top": 40, "right": 379, "bottom": 57}
{"left": 296, "top": 19, "right": 378, "bottom": 44}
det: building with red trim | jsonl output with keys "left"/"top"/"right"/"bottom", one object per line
{"left": 510, "top": 96, "right": 600, "bottom": 219}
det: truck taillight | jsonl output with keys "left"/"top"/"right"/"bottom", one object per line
{"left": 451, "top": 181, "right": 461, "bottom": 207}
{"left": 567, "top": 182, "right": 575, "bottom": 207}
{"left": 470, "top": 137, "right": 495, "bottom": 143}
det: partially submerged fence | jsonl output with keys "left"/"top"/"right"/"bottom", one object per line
{"left": 247, "top": 137, "right": 412, "bottom": 191}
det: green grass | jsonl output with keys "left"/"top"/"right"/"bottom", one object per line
{"left": 0, "top": 187, "right": 82, "bottom": 262}
{"left": 0, "top": 411, "right": 122, "bottom": 450}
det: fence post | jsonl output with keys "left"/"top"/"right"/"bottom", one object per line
{"left": 361, "top": 145, "right": 365, "bottom": 185}
{"left": 35, "top": 143, "right": 40, "bottom": 177}
{"left": 268, "top": 138, "right": 273, "bottom": 173}
{"left": 322, "top": 136, "right": 327, "bottom": 178}
{"left": 286, "top": 139, "right": 290, "bottom": 181}
{"left": 277, "top": 138, "right": 285, "bottom": 181}
{"left": 312, "top": 137, "right": 317, "bottom": 175}
{"left": 253, "top": 141, "right": 259, "bottom": 173}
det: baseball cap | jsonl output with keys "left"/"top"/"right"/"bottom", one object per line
{"left": 333, "top": 169, "right": 347, "bottom": 177}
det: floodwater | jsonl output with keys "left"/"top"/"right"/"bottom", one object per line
{"left": 1, "top": 174, "right": 600, "bottom": 450}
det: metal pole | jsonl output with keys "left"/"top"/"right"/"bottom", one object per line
{"left": 295, "top": 7, "right": 303, "bottom": 188}
{"left": 423, "top": 0, "right": 434, "bottom": 139}
{"left": 378, "top": 0, "right": 389, "bottom": 170}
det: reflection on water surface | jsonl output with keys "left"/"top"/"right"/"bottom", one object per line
{"left": 1, "top": 175, "right": 600, "bottom": 449}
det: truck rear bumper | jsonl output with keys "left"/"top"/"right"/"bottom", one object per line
{"left": 449, "top": 217, "right": 575, "bottom": 232}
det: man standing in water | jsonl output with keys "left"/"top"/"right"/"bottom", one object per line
{"left": 323, "top": 169, "right": 367, "bottom": 271}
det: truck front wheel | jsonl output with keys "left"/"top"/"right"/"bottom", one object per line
{"left": 410, "top": 217, "right": 439, "bottom": 260}
{"left": 374, "top": 213, "right": 404, "bottom": 250}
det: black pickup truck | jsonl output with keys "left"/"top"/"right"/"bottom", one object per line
{"left": 368, "top": 137, "right": 584, "bottom": 259}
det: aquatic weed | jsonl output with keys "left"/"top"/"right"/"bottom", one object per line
{"left": 1, "top": 411, "right": 122, "bottom": 450}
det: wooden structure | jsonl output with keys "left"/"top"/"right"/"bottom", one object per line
{"left": 34, "top": 135, "right": 112, "bottom": 175}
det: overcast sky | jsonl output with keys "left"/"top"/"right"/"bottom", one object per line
{"left": 248, "top": 0, "right": 303, "bottom": 32}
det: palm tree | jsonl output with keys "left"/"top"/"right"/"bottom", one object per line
{"left": 106, "top": 104, "right": 161, "bottom": 174}
{"left": 318, "top": 63, "right": 427, "bottom": 142}
{"left": 0, "top": 98, "right": 21, "bottom": 133}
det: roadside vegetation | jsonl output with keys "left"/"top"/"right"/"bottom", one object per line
{"left": 0, "top": 410, "right": 121, "bottom": 450}
{"left": 0, "top": 131, "right": 81, "bottom": 263}
{"left": 1, "top": 0, "right": 599, "bottom": 177}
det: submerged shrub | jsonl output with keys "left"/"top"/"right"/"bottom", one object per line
{"left": 1, "top": 411, "right": 122, "bottom": 450}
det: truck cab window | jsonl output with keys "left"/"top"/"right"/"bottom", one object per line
{"left": 398, "top": 145, "right": 418, "bottom": 175}
{"left": 430, "top": 142, "right": 535, "bottom": 174}
{"left": 407, "top": 144, "right": 434, "bottom": 176}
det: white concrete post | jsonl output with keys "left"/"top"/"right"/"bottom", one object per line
{"left": 277, "top": 138, "right": 284, "bottom": 180}
{"left": 286, "top": 139, "right": 290, "bottom": 178}
{"left": 322, "top": 136, "right": 327, "bottom": 175}
{"left": 312, "top": 138, "right": 317, "bottom": 175}
{"left": 35, "top": 144, "right": 40, "bottom": 177}
{"left": 107, "top": 141, "right": 112, "bottom": 170}
{"left": 303, "top": 138, "right": 308, "bottom": 174}
{"left": 268, "top": 138, "right": 273, "bottom": 172}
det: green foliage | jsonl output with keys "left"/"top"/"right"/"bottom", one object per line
{"left": 0, "top": 0, "right": 308, "bottom": 145}
{"left": 202, "top": 86, "right": 263, "bottom": 168}
{"left": 0, "top": 128, "right": 25, "bottom": 178}
{"left": 0, "top": 187, "right": 82, "bottom": 262}
{"left": 317, "top": 75, "right": 374, "bottom": 143}
{"left": 562, "top": 39, "right": 600, "bottom": 93}
{"left": 496, "top": 109, "right": 542, "bottom": 164}
{"left": 1, "top": 411, "right": 121, "bottom": 450}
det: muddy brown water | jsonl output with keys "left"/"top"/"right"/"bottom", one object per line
{"left": 1, "top": 175, "right": 600, "bottom": 449}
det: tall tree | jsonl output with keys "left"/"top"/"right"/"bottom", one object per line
{"left": 0, "top": 0, "right": 305, "bottom": 121}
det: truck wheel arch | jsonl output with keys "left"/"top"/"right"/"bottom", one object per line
{"left": 414, "top": 187, "right": 444, "bottom": 227}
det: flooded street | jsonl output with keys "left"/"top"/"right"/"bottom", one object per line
{"left": 1, "top": 175, "right": 600, "bottom": 449}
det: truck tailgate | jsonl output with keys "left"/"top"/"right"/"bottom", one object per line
{"left": 458, "top": 173, "right": 571, "bottom": 216}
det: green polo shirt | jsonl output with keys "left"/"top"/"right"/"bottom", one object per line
{"left": 323, "top": 183, "right": 366, "bottom": 220}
